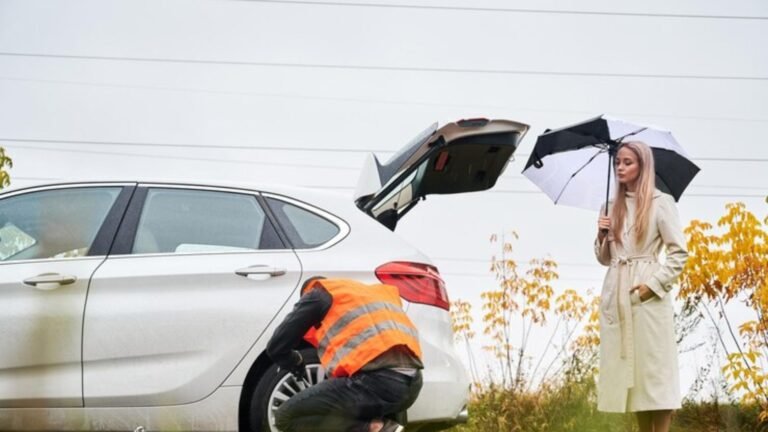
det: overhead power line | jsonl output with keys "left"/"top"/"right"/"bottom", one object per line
{"left": 434, "top": 256, "right": 599, "bottom": 267}
{"left": 7, "top": 144, "right": 360, "bottom": 170}
{"left": 3, "top": 76, "right": 767, "bottom": 124}
{"left": 0, "top": 137, "right": 375, "bottom": 153}
{"left": 686, "top": 184, "right": 768, "bottom": 191}
{"left": 441, "top": 271, "right": 603, "bottom": 282}
{"left": 1, "top": 52, "right": 765, "bottom": 81}
{"left": 4, "top": 138, "right": 768, "bottom": 163}
{"left": 0, "top": 76, "right": 479, "bottom": 109}
{"left": 11, "top": 176, "right": 61, "bottom": 181}
{"left": 496, "top": 190, "right": 766, "bottom": 198}
{"left": 237, "top": 0, "right": 768, "bottom": 20}
{"left": 303, "top": 185, "right": 767, "bottom": 198}
{"left": 692, "top": 157, "right": 768, "bottom": 163}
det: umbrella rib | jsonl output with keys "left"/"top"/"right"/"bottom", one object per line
{"left": 616, "top": 127, "right": 648, "bottom": 142}
{"left": 554, "top": 148, "right": 607, "bottom": 204}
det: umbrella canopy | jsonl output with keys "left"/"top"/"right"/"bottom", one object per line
{"left": 522, "top": 115, "right": 700, "bottom": 211}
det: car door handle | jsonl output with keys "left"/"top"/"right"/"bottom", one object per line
{"left": 235, "top": 265, "right": 287, "bottom": 277}
{"left": 23, "top": 273, "right": 77, "bottom": 290}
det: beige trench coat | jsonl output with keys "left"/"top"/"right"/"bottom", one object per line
{"left": 593, "top": 190, "right": 688, "bottom": 412}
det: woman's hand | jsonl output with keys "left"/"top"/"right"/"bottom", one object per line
{"left": 597, "top": 216, "right": 611, "bottom": 241}
{"left": 631, "top": 284, "right": 655, "bottom": 302}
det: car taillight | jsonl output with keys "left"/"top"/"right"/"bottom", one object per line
{"left": 375, "top": 262, "right": 450, "bottom": 311}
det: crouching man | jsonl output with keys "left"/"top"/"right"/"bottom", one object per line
{"left": 266, "top": 277, "right": 423, "bottom": 432}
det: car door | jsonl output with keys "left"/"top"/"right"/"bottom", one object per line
{"left": 83, "top": 184, "right": 302, "bottom": 407}
{"left": 354, "top": 118, "right": 530, "bottom": 230}
{"left": 0, "top": 184, "right": 132, "bottom": 407}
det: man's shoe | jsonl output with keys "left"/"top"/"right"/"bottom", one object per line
{"left": 380, "top": 419, "right": 404, "bottom": 432}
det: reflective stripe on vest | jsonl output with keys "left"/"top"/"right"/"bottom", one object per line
{"left": 309, "top": 279, "right": 422, "bottom": 377}
{"left": 317, "top": 301, "right": 403, "bottom": 355}
{"left": 324, "top": 319, "right": 419, "bottom": 375}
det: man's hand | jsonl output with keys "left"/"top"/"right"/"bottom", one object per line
{"left": 287, "top": 362, "right": 306, "bottom": 381}
{"left": 281, "top": 350, "right": 307, "bottom": 381}
{"left": 631, "top": 284, "right": 654, "bottom": 302}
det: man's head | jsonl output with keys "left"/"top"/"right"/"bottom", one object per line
{"left": 300, "top": 276, "right": 327, "bottom": 296}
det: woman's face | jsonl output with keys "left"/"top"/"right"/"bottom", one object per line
{"left": 615, "top": 146, "right": 640, "bottom": 186}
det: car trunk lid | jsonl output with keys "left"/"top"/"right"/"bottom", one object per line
{"left": 354, "top": 118, "right": 529, "bottom": 230}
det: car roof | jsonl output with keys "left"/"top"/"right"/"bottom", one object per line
{"left": 0, "top": 178, "right": 356, "bottom": 211}
{"left": 3, "top": 178, "right": 343, "bottom": 196}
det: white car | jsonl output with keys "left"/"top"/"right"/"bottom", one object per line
{"left": 0, "top": 118, "right": 528, "bottom": 431}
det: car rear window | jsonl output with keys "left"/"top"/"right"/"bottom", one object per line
{"left": 265, "top": 198, "right": 340, "bottom": 249}
{"left": 132, "top": 188, "right": 284, "bottom": 254}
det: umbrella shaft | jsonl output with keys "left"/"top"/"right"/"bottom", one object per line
{"left": 605, "top": 152, "right": 613, "bottom": 216}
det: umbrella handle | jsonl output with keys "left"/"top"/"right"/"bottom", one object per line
{"left": 599, "top": 151, "right": 613, "bottom": 235}
{"left": 604, "top": 151, "right": 613, "bottom": 216}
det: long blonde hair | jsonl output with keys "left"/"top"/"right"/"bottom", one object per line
{"left": 610, "top": 141, "right": 655, "bottom": 246}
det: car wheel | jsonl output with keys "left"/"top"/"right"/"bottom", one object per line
{"left": 249, "top": 349, "right": 326, "bottom": 432}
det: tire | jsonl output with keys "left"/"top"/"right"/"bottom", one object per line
{"left": 248, "top": 349, "right": 325, "bottom": 432}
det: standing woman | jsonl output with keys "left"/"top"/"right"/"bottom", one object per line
{"left": 594, "top": 141, "right": 688, "bottom": 432}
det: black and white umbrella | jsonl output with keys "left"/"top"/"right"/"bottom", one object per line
{"left": 522, "top": 115, "right": 700, "bottom": 212}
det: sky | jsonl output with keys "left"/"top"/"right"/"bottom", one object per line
{"left": 1, "top": 0, "right": 767, "bottom": 397}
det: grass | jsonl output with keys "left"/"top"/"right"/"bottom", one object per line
{"left": 449, "top": 379, "right": 766, "bottom": 432}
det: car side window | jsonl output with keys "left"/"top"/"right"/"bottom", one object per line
{"left": 132, "top": 188, "right": 284, "bottom": 254}
{"left": 265, "top": 197, "right": 340, "bottom": 249}
{"left": 0, "top": 187, "right": 122, "bottom": 261}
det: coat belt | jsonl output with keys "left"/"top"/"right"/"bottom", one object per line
{"left": 609, "top": 254, "right": 657, "bottom": 388}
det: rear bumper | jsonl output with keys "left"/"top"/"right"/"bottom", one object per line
{"left": 405, "top": 303, "right": 470, "bottom": 423}
{"left": 456, "top": 405, "right": 469, "bottom": 423}
{"left": 408, "top": 379, "right": 470, "bottom": 423}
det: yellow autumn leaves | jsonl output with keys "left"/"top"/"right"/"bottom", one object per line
{"left": 0, "top": 147, "right": 12, "bottom": 189}
{"left": 451, "top": 231, "right": 600, "bottom": 391}
{"left": 680, "top": 201, "right": 768, "bottom": 423}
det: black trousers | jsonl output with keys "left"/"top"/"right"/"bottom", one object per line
{"left": 274, "top": 368, "right": 423, "bottom": 432}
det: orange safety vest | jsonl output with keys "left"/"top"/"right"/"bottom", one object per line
{"left": 303, "top": 279, "right": 422, "bottom": 378}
